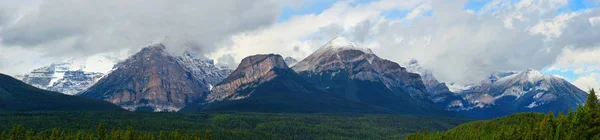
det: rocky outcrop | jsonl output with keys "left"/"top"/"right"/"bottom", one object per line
{"left": 206, "top": 54, "right": 289, "bottom": 102}
{"left": 291, "top": 37, "right": 450, "bottom": 116}
{"left": 79, "top": 44, "right": 210, "bottom": 112}
{"left": 292, "top": 37, "right": 430, "bottom": 100}
{"left": 180, "top": 54, "right": 380, "bottom": 113}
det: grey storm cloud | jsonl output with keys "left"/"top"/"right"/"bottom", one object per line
{"left": 0, "top": 0, "right": 283, "bottom": 57}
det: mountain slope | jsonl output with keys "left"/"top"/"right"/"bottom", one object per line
{"left": 403, "top": 59, "right": 466, "bottom": 110}
{"left": 79, "top": 44, "right": 212, "bottom": 112}
{"left": 180, "top": 54, "right": 380, "bottom": 113}
{"left": 291, "top": 37, "right": 450, "bottom": 115}
{"left": 448, "top": 69, "right": 588, "bottom": 118}
{"left": 0, "top": 73, "right": 123, "bottom": 111}
{"left": 175, "top": 51, "right": 233, "bottom": 90}
{"left": 17, "top": 56, "right": 119, "bottom": 95}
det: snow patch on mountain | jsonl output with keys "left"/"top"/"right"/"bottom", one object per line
{"left": 175, "top": 51, "right": 233, "bottom": 87}
{"left": 325, "top": 36, "right": 373, "bottom": 54}
{"left": 18, "top": 55, "right": 121, "bottom": 95}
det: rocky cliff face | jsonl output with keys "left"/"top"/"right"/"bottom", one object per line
{"left": 79, "top": 44, "right": 211, "bottom": 112}
{"left": 180, "top": 54, "right": 380, "bottom": 113}
{"left": 292, "top": 37, "right": 429, "bottom": 100}
{"left": 291, "top": 37, "right": 449, "bottom": 115}
{"left": 206, "top": 54, "right": 289, "bottom": 102}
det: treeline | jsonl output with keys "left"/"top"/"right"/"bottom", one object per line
{"left": 407, "top": 89, "right": 600, "bottom": 140}
{"left": 0, "top": 124, "right": 212, "bottom": 140}
{"left": 0, "top": 112, "right": 471, "bottom": 139}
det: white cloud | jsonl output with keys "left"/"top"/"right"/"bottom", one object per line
{"left": 573, "top": 73, "right": 600, "bottom": 92}
{"left": 211, "top": 0, "right": 600, "bottom": 85}
{"left": 209, "top": 0, "right": 427, "bottom": 65}
{"left": 2, "top": 0, "right": 600, "bottom": 86}
{"left": 548, "top": 47, "right": 600, "bottom": 74}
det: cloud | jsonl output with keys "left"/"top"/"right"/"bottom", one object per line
{"left": 573, "top": 73, "right": 600, "bottom": 91}
{"left": 211, "top": 0, "right": 600, "bottom": 85}
{"left": 0, "top": 0, "right": 282, "bottom": 75}
{"left": 548, "top": 47, "right": 600, "bottom": 74}
{"left": 209, "top": 0, "right": 426, "bottom": 67}
{"left": 2, "top": 0, "right": 600, "bottom": 85}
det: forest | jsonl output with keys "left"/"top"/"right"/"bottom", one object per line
{"left": 0, "top": 112, "right": 471, "bottom": 140}
{"left": 407, "top": 89, "right": 600, "bottom": 140}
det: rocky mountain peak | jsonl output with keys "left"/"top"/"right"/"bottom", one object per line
{"left": 237, "top": 54, "right": 287, "bottom": 70}
{"left": 292, "top": 37, "right": 432, "bottom": 104}
{"left": 206, "top": 54, "right": 292, "bottom": 102}
{"left": 321, "top": 36, "right": 373, "bottom": 54}
{"left": 284, "top": 56, "right": 298, "bottom": 66}
{"left": 80, "top": 43, "right": 211, "bottom": 112}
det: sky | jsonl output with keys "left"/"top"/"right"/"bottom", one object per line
{"left": 0, "top": 0, "right": 599, "bottom": 90}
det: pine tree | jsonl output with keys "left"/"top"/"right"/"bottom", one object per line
{"left": 585, "top": 89, "right": 598, "bottom": 113}
{"left": 75, "top": 130, "right": 85, "bottom": 140}
{"left": 97, "top": 124, "right": 106, "bottom": 140}
{"left": 50, "top": 128, "right": 59, "bottom": 140}
{"left": 203, "top": 129, "right": 213, "bottom": 140}
{"left": 586, "top": 88, "right": 600, "bottom": 138}
{"left": 25, "top": 129, "right": 34, "bottom": 140}
{"left": 158, "top": 131, "right": 166, "bottom": 140}
{"left": 125, "top": 126, "right": 135, "bottom": 140}
{"left": 1, "top": 131, "right": 7, "bottom": 140}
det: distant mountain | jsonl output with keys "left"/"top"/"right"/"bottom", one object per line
{"left": 444, "top": 69, "right": 588, "bottom": 118}
{"left": 291, "top": 37, "right": 450, "bottom": 115}
{"left": 284, "top": 56, "right": 298, "bottom": 66}
{"left": 17, "top": 56, "right": 120, "bottom": 95}
{"left": 176, "top": 51, "right": 233, "bottom": 90}
{"left": 80, "top": 44, "right": 231, "bottom": 112}
{"left": 180, "top": 54, "right": 379, "bottom": 113}
{"left": 402, "top": 59, "right": 465, "bottom": 110}
{"left": 0, "top": 73, "right": 123, "bottom": 111}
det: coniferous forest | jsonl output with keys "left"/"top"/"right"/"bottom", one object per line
{"left": 407, "top": 89, "right": 600, "bottom": 140}
{"left": 0, "top": 112, "right": 471, "bottom": 140}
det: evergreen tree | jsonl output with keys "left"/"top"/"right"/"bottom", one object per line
{"left": 203, "top": 129, "right": 213, "bottom": 140}
{"left": 158, "top": 131, "right": 166, "bottom": 140}
{"left": 111, "top": 128, "right": 122, "bottom": 140}
{"left": 97, "top": 124, "right": 106, "bottom": 140}
{"left": 125, "top": 126, "right": 135, "bottom": 140}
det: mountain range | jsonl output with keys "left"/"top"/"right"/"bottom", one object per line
{"left": 5, "top": 37, "right": 590, "bottom": 118}
{"left": 180, "top": 54, "right": 380, "bottom": 113}
{"left": 0, "top": 73, "right": 123, "bottom": 111}
{"left": 403, "top": 61, "right": 588, "bottom": 118}
{"left": 16, "top": 55, "right": 120, "bottom": 95}
{"left": 79, "top": 44, "right": 231, "bottom": 112}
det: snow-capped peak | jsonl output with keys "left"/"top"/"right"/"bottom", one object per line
{"left": 320, "top": 36, "right": 373, "bottom": 54}
{"left": 514, "top": 69, "right": 552, "bottom": 83}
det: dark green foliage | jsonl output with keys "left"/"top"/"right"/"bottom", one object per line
{"left": 0, "top": 112, "right": 471, "bottom": 140}
{"left": 0, "top": 73, "right": 123, "bottom": 111}
{"left": 408, "top": 88, "right": 600, "bottom": 140}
